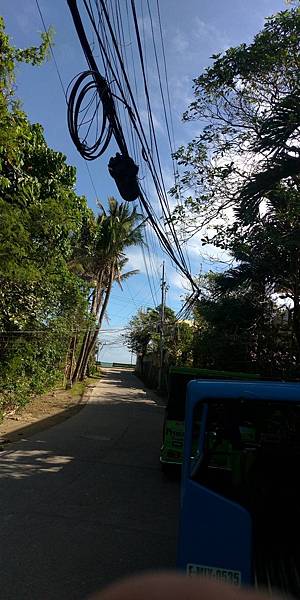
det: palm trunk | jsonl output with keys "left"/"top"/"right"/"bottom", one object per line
{"left": 76, "top": 285, "right": 105, "bottom": 381}
{"left": 64, "top": 334, "right": 76, "bottom": 388}
{"left": 68, "top": 333, "right": 78, "bottom": 387}
{"left": 72, "top": 274, "right": 104, "bottom": 383}
{"left": 72, "top": 330, "right": 90, "bottom": 384}
{"left": 79, "top": 264, "right": 115, "bottom": 379}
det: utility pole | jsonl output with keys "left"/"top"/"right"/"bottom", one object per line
{"left": 158, "top": 261, "right": 167, "bottom": 391}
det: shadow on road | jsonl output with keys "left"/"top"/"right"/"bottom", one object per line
{"left": 0, "top": 368, "right": 180, "bottom": 600}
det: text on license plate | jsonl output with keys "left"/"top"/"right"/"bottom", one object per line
{"left": 187, "top": 563, "right": 241, "bottom": 586}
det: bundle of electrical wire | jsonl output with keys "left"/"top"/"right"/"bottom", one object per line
{"left": 67, "top": 70, "right": 114, "bottom": 160}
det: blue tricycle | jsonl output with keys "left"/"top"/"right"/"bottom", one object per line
{"left": 177, "top": 380, "right": 300, "bottom": 596}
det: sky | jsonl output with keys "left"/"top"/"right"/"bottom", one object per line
{"left": 1, "top": 0, "right": 287, "bottom": 363}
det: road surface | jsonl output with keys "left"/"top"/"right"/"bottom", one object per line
{"left": 0, "top": 368, "right": 180, "bottom": 600}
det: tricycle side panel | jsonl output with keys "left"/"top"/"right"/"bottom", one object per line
{"left": 177, "top": 481, "right": 252, "bottom": 585}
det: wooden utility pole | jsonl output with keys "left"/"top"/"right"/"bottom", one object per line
{"left": 158, "top": 261, "right": 167, "bottom": 391}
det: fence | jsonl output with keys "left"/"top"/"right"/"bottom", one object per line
{"left": 135, "top": 354, "right": 168, "bottom": 393}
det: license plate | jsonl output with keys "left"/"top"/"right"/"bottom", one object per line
{"left": 187, "top": 563, "right": 241, "bottom": 586}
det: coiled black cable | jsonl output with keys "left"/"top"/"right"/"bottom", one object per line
{"left": 67, "top": 70, "right": 113, "bottom": 160}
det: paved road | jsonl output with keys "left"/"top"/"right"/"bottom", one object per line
{"left": 0, "top": 368, "right": 180, "bottom": 600}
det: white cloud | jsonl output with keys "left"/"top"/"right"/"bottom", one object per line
{"left": 189, "top": 241, "right": 232, "bottom": 270}
{"left": 138, "top": 108, "right": 164, "bottom": 136}
{"left": 15, "top": 4, "right": 39, "bottom": 35}
{"left": 168, "top": 74, "right": 195, "bottom": 117}
{"left": 137, "top": 14, "right": 157, "bottom": 39}
{"left": 126, "top": 247, "right": 161, "bottom": 274}
{"left": 169, "top": 269, "right": 192, "bottom": 291}
{"left": 172, "top": 29, "right": 190, "bottom": 54}
{"left": 194, "top": 17, "right": 230, "bottom": 53}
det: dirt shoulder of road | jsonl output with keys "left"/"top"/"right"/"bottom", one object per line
{"left": 0, "top": 377, "right": 98, "bottom": 448}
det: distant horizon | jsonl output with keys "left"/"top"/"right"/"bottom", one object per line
{"left": 97, "top": 359, "right": 137, "bottom": 366}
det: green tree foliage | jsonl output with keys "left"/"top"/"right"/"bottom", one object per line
{"left": 172, "top": 6, "right": 300, "bottom": 226}
{"left": 71, "top": 198, "right": 144, "bottom": 382}
{"left": 212, "top": 186, "right": 300, "bottom": 365}
{"left": 192, "top": 273, "right": 292, "bottom": 375}
{"left": 171, "top": 6, "right": 300, "bottom": 371}
{"left": 125, "top": 305, "right": 193, "bottom": 370}
{"left": 0, "top": 18, "right": 90, "bottom": 414}
{"left": 0, "top": 17, "right": 144, "bottom": 413}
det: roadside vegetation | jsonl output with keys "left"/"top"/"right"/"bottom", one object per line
{"left": 1, "top": 4, "right": 300, "bottom": 416}
{"left": 127, "top": 5, "right": 300, "bottom": 381}
{"left": 0, "top": 18, "right": 143, "bottom": 418}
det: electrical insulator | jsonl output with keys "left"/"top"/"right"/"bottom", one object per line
{"left": 108, "top": 153, "right": 140, "bottom": 202}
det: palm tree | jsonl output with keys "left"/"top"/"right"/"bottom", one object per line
{"left": 71, "top": 198, "right": 144, "bottom": 383}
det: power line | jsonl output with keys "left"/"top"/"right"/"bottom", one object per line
{"left": 35, "top": 0, "right": 100, "bottom": 205}
{"left": 0, "top": 329, "right": 127, "bottom": 336}
{"left": 140, "top": 243, "right": 158, "bottom": 306}
{"left": 130, "top": 0, "right": 187, "bottom": 266}
{"left": 76, "top": 2, "right": 190, "bottom": 291}
{"left": 144, "top": 226, "right": 161, "bottom": 291}
{"left": 85, "top": 161, "right": 99, "bottom": 199}
{"left": 66, "top": 1, "right": 199, "bottom": 294}
{"left": 146, "top": 0, "right": 175, "bottom": 169}
{"left": 153, "top": 0, "right": 192, "bottom": 273}
{"left": 35, "top": 0, "right": 67, "bottom": 97}
{"left": 123, "top": 280, "right": 139, "bottom": 310}
{"left": 36, "top": 0, "right": 187, "bottom": 289}
{"left": 155, "top": 0, "right": 176, "bottom": 155}
{"left": 105, "top": 1, "right": 195, "bottom": 285}
{"left": 34, "top": 1, "right": 190, "bottom": 338}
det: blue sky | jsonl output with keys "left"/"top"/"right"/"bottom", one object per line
{"left": 2, "top": 0, "right": 286, "bottom": 362}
